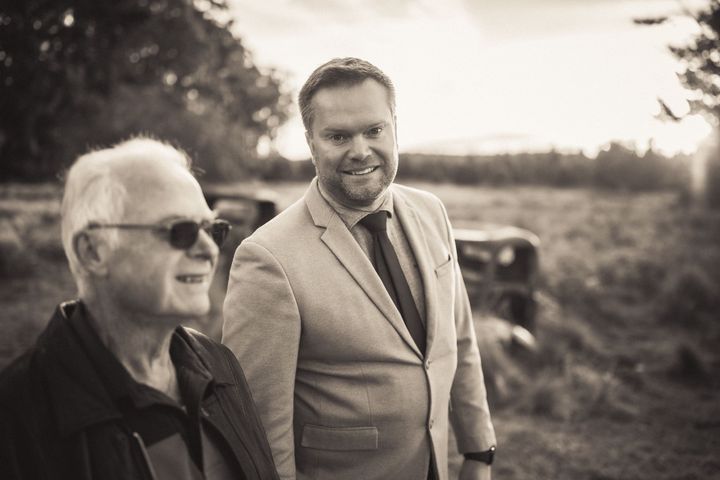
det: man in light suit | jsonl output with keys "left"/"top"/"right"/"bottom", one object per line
{"left": 223, "top": 58, "right": 496, "bottom": 480}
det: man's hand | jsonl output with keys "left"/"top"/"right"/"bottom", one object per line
{"left": 458, "top": 459, "right": 491, "bottom": 480}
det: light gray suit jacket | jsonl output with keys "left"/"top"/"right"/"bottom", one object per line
{"left": 223, "top": 179, "right": 495, "bottom": 480}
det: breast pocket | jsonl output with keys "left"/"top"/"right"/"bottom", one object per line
{"left": 435, "top": 254, "right": 454, "bottom": 278}
{"left": 300, "top": 424, "right": 378, "bottom": 451}
{"left": 432, "top": 253, "right": 458, "bottom": 355}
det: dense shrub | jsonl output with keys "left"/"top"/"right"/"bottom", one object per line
{"left": 656, "top": 265, "right": 720, "bottom": 325}
{"left": 0, "top": 220, "right": 36, "bottom": 278}
{"left": 596, "top": 251, "right": 667, "bottom": 300}
{"left": 667, "top": 344, "right": 710, "bottom": 383}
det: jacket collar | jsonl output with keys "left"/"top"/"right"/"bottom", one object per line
{"left": 37, "top": 301, "right": 234, "bottom": 437}
{"left": 304, "top": 177, "right": 335, "bottom": 228}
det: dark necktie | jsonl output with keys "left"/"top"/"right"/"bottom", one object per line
{"left": 360, "top": 211, "right": 426, "bottom": 355}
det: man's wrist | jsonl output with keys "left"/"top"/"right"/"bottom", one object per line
{"left": 463, "top": 446, "right": 496, "bottom": 465}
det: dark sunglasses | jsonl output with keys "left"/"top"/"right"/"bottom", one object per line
{"left": 86, "top": 218, "right": 232, "bottom": 249}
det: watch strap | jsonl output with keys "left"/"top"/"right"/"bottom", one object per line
{"left": 464, "top": 446, "right": 496, "bottom": 465}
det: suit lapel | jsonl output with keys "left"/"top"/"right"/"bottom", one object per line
{"left": 304, "top": 179, "right": 422, "bottom": 357}
{"left": 393, "top": 188, "right": 440, "bottom": 357}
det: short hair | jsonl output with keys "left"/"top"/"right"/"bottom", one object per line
{"left": 61, "top": 137, "right": 191, "bottom": 280}
{"left": 298, "top": 57, "right": 396, "bottom": 132}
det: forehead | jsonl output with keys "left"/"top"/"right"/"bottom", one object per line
{"left": 311, "top": 79, "right": 393, "bottom": 130}
{"left": 117, "top": 158, "right": 211, "bottom": 222}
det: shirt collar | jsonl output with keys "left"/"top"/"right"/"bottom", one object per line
{"left": 316, "top": 181, "right": 394, "bottom": 229}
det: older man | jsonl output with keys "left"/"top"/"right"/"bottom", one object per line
{"left": 223, "top": 58, "right": 496, "bottom": 480}
{"left": 0, "top": 138, "right": 279, "bottom": 480}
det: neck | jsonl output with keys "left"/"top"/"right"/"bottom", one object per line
{"left": 81, "top": 294, "right": 182, "bottom": 403}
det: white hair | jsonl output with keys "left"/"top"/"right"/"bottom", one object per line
{"left": 61, "top": 137, "right": 191, "bottom": 285}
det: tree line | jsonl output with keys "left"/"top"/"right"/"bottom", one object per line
{"left": 252, "top": 143, "right": 691, "bottom": 192}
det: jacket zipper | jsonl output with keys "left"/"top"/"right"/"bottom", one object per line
{"left": 132, "top": 431, "right": 158, "bottom": 480}
{"left": 217, "top": 352, "right": 265, "bottom": 478}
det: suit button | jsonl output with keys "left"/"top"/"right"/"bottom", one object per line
{"left": 424, "top": 360, "right": 431, "bottom": 370}
{"left": 429, "top": 419, "right": 434, "bottom": 429}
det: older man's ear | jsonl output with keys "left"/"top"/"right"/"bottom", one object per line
{"left": 73, "top": 231, "right": 110, "bottom": 277}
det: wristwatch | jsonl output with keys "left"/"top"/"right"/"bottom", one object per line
{"left": 464, "top": 446, "right": 496, "bottom": 465}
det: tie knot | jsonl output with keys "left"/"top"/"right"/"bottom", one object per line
{"left": 360, "top": 211, "right": 388, "bottom": 233}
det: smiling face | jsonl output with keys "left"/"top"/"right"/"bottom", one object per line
{"left": 306, "top": 79, "right": 398, "bottom": 208}
{"left": 104, "top": 158, "right": 219, "bottom": 321}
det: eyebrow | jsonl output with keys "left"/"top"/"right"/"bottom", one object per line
{"left": 320, "top": 121, "right": 389, "bottom": 134}
{"left": 320, "top": 128, "right": 349, "bottom": 135}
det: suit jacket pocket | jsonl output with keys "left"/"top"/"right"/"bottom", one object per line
{"left": 300, "top": 424, "right": 378, "bottom": 451}
{"left": 435, "top": 255, "right": 453, "bottom": 278}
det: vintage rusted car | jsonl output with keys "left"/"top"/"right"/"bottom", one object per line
{"left": 204, "top": 186, "right": 278, "bottom": 241}
{"left": 204, "top": 188, "right": 540, "bottom": 333}
{"left": 454, "top": 226, "right": 540, "bottom": 333}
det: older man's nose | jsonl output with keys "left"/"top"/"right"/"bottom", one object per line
{"left": 188, "top": 228, "right": 219, "bottom": 262}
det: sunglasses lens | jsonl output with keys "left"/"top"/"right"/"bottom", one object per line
{"left": 207, "top": 220, "right": 231, "bottom": 247}
{"left": 169, "top": 221, "right": 200, "bottom": 249}
{"left": 167, "top": 220, "right": 231, "bottom": 249}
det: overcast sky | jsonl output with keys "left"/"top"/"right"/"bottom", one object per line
{"left": 227, "top": 0, "right": 712, "bottom": 159}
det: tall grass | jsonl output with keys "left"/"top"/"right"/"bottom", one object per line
{"left": 1, "top": 181, "right": 718, "bottom": 480}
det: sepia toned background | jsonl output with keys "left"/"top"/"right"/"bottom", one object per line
{"left": 1, "top": 1, "right": 719, "bottom": 479}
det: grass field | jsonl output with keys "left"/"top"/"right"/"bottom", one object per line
{"left": 1, "top": 181, "right": 719, "bottom": 479}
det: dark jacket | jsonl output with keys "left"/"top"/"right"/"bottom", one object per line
{"left": 0, "top": 301, "right": 280, "bottom": 480}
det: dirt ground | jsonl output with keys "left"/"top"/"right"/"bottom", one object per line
{"left": 1, "top": 181, "right": 719, "bottom": 479}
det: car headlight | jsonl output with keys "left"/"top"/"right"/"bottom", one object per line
{"left": 497, "top": 246, "right": 515, "bottom": 266}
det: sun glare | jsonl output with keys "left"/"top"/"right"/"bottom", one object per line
{"left": 228, "top": 0, "right": 715, "bottom": 160}
{"left": 652, "top": 115, "right": 714, "bottom": 155}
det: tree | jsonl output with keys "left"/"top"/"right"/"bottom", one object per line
{"left": 639, "top": 1, "right": 720, "bottom": 207}
{"left": 667, "top": 1, "right": 720, "bottom": 126}
{"left": 0, "top": 0, "right": 290, "bottom": 180}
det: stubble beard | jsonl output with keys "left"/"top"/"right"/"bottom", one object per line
{"left": 320, "top": 166, "right": 395, "bottom": 207}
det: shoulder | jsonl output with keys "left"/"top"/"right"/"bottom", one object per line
{"left": 0, "top": 304, "right": 75, "bottom": 421}
{"left": 244, "top": 197, "right": 313, "bottom": 247}
{"left": 0, "top": 315, "right": 52, "bottom": 406}
{"left": 392, "top": 182, "right": 449, "bottom": 228}
{"left": 236, "top": 196, "right": 322, "bottom": 264}
{"left": 0, "top": 348, "right": 49, "bottom": 439}
{"left": 392, "top": 182, "right": 445, "bottom": 211}
{"left": 0, "top": 351, "right": 33, "bottom": 406}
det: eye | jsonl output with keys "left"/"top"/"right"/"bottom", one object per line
{"left": 367, "top": 126, "right": 383, "bottom": 137}
{"left": 328, "top": 133, "right": 347, "bottom": 144}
